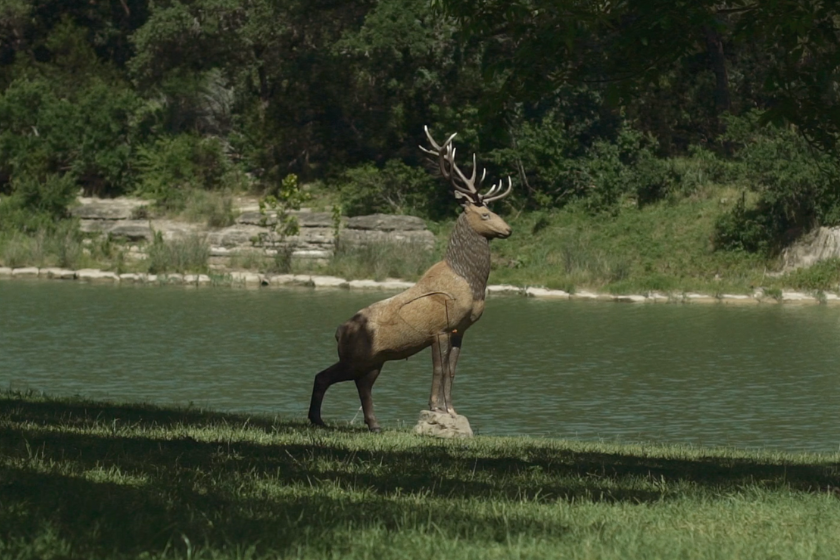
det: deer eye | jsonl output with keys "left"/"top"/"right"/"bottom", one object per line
{"left": 481, "top": 213, "right": 490, "bottom": 220}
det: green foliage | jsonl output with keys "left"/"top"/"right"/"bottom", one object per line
{"left": 713, "top": 193, "right": 777, "bottom": 254}
{"left": 256, "top": 174, "right": 309, "bottom": 273}
{"left": 714, "top": 112, "right": 840, "bottom": 254}
{"left": 338, "top": 159, "right": 445, "bottom": 218}
{"left": 134, "top": 134, "right": 244, "bottom": 211}
{"left": 0, "top": 174, "right": 77, "bottom": 233}
{"left": 0, "top": 20, "right": 139, "bottom": 201}
{"left": 493, "top": 116, "right": 676, "bottom": 213}
{"left": 437, "top": 0, "right": 840, "bottom": 152}
{"left": 2, "top": 0, "right": 839, "bottom": 269}
{"left": 331, "top": 203, "right": 343, "bottom": 251}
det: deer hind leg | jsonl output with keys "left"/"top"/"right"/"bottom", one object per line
{"left": 443, "top": 333, "right": 463, "bottom": 416}
{"left": 429, "top": 333, "right": 451, "bottom": 412}
{"left": 308, "top": 361, "right": 355, "bottom": 427}
{"left": 354, "top": 367, "right": 382, "bottom": 433}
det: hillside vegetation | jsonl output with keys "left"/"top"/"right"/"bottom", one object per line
{"left": 1, "top": 0, "right": 839, "bottom": 291}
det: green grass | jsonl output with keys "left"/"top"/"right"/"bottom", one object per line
{"left": 145, "top": 233, "right": 211, "bottom": 275}
{"left": 322, "top": 240, "right": 439, "bottom": 281}
{"left": 487, "top": 193, "right": 774, "bottom": 295}
{"left": 1, "top": 390, "right": 839, "bottom": 559}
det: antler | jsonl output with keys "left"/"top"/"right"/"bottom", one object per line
{"left": 419, "top": 125, "right": 512, "bottom": 206}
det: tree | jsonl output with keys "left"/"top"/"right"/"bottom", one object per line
{"left": 435, "top": 0, "right": 840, "bottom": 151}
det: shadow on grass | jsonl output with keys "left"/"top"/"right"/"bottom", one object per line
{"left": 1, "top": 393, "right": 838, "bottom": 558}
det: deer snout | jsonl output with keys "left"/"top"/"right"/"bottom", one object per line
{"left": 496, "top": 224, "right": 512, "bottom": 239}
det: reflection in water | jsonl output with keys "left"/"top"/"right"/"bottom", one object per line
{"left": 1, "top": 279, "right": 839, "bottom": 452}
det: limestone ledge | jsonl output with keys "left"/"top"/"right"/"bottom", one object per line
{"left": 0, "top": 265, "right": 835, "bottom": 304}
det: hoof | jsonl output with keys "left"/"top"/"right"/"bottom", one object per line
{"left": 308, "top": 416, "right": 326, "bottom": 428}
{"left": 368, "top": 426, "right": 382, "bottom": 433}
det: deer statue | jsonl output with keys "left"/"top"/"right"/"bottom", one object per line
{"left": 308, "top": 126, "right": 513, "bottom": 432}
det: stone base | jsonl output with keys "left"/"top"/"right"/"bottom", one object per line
{"left": 413, "top": 410, "right": 473, "bottom": 439}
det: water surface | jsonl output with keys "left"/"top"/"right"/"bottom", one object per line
{"left": 1, "top": 279, "right": 838, "bottom": 452}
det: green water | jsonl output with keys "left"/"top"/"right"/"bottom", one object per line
{"left": 1, "top": 279, "right": 838, "bottom": 452}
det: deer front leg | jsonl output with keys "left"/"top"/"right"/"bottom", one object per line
{"left": 355, "top": 367, "right": 382, "bottom": 433}
{"left": 429, "top": 333, "right": 451, "bottom": 412}
{"left": 443, "top": 333, "right": 463, "bottom": 416}
{"left": 309, "top": 361, "right": 355, "bottom": 427}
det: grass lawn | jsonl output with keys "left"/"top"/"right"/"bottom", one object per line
{"left": 1, "top": 390, "right": 839, "bottom": 559}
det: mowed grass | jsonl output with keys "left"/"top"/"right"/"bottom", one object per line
{"left": 1, "top": 391, "right": 839, "bottom": 559}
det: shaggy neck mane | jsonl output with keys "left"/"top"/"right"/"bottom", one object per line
{"left": 445, "top": 211, "right": 491, "bottom": 300}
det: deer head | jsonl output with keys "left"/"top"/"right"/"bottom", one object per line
{"left": 420, "top": 126, "right": 512, "bottom": 239}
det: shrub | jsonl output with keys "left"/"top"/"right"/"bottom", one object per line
{"left": 0, "top": 30, "right": 139, "bottom": 199}
{"left": 491, "top": 116, "right": 676, "bottom": 212}
{"left": 337, "top": 159, "right": 445, "bottom": 218}
{"left": 0, "top": 173, "right": 77, "bottom": 233}
{"left": 713, "top": 193, "right": 779, "bottom": 254}
{"left": 134, "top": 135, "right": 245, "bottom": 212}
{"left": 714, "top": 111, "right": 840, "bottom": 254}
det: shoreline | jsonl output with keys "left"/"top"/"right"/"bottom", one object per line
{"left": 1, "top": 265, "right": 835, "bottom": 305}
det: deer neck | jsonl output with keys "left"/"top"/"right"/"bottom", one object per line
{"left": 445, "top": 212, "right": 491, "bottom": 301}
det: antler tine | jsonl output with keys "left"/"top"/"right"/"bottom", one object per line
{"left": 420, "top": 126, "right": 459, "bottom": 182}
{"left": 419, "top": 125, "right": 456, "bottom": 154}
{"left": 482, "top": 176, "right": 513, "bottom": 204}
{"left": 420, "top": 125, "right": 511, "bottom": 205}
{"left": 447, "top": 146, "right": 481, "bottom": 198}
{"left": 483, "top": 181, "right": 501, "bottom": 199}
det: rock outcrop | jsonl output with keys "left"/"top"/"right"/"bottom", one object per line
{"left": 70, "top": 197, "right": 435, "bottom": 266}
{"left": 782, "top": 227, "right": 840, "bottom": 271}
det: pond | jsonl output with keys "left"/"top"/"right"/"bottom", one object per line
{"left": 1, "top": 279, "right": 839, "bottom": 452}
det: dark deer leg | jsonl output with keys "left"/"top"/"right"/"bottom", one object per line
{"left": 355, "top": 367, "right": 382, "bottom": 432}
{"left": 443, "top": 333, "right": 463, "bottom": 416}
{"left": 308, "top": 361, "right": 355, "bottom": 427}
{"left": 430, "top": 333, "right": 451, "bottom": 412}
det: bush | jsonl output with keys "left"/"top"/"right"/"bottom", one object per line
{"left": 492, "top": 116, "right": 677, "bottom": 212}
{"left": 713, "top": 111, "right": 840, "bottom": 254}
{"left": 713, "top": 193, "right": 779, "bottom": 253}
{"left": 0, "top": 69, "right": 139, "bottom": 200}
{"left": 338, "top": 159, "right": 446, "bottom": 218}
{"left": 134, "top": 135, "right": 246, "bottom": 212}
{"left": 0, "top": 173, "right": 77, "bottom": 233}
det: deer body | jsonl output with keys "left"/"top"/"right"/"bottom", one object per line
{"left": 308, "top": 128, "right": 512, "bottom": 432}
